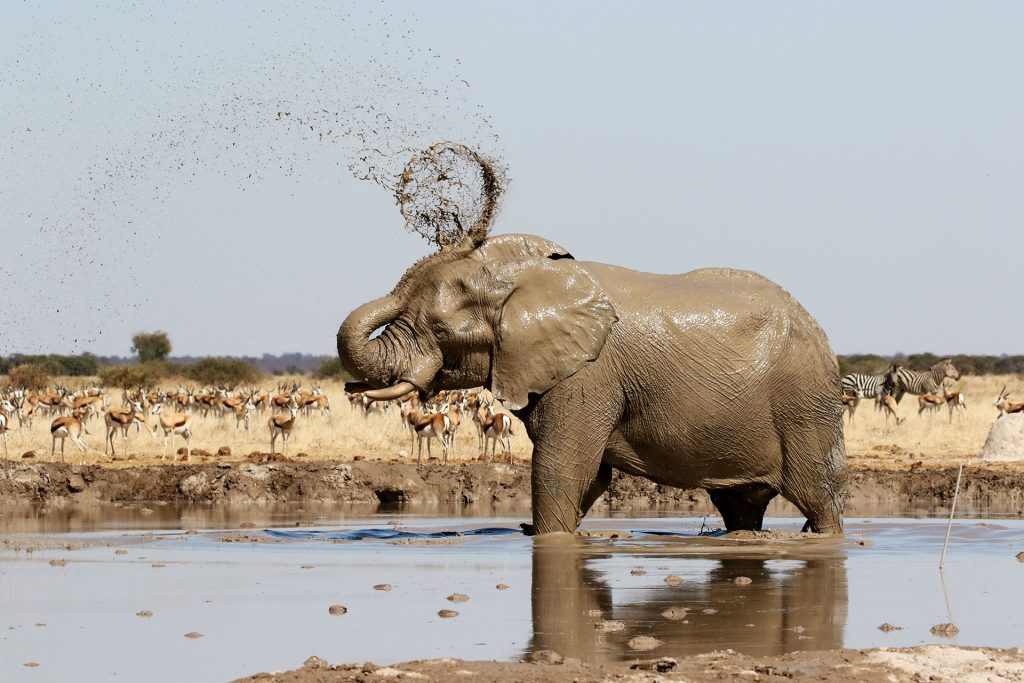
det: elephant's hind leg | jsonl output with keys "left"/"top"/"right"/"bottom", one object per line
{"left": 708, "top": 483, "right": 778, "bottom": 532}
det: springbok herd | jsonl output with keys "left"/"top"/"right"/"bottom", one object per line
{"left": 0, "top": 382, "right": 516, "bottom": 466}
{"left": 840, "top": 358, "right": 1024, "bottom": 426}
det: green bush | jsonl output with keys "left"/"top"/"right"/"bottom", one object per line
{"left": 98, "top": 362, "right": 172, "bottom": 388}
{"left": 6, "top": 364, "right": 50, "bottom": 391}
{"left": 0, "top": 354, "right": 98, "bottom": 377}
{"left": 185, "top": 357, "right": 261, "bottom": 387}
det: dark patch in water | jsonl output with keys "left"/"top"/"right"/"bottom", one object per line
{"left": 265, "top": 526, "right": 521, "bottom": 541}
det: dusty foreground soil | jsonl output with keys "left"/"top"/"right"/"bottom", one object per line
{"left": 236, "top": 646, "right": 1024, "bottom": 683}
{"left": 1, "top": 458, "right": 1023, "bottom": 515}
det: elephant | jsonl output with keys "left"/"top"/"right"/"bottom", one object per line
{"left": 529, "top": 534, "right": 848, "bottom": 661}
{"left": 338, "top": 227, "right": 847, "bottom": 535}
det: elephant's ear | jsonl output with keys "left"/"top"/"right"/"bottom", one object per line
{"left": 472, "top": 234, "right": 574, "bottom": 263}
{"left": 489, "top": 259, "right": 617, "bottom": 410}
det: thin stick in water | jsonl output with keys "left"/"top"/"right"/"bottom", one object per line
{"left": 939, "top": 464, "right": 964, "bottom": 569}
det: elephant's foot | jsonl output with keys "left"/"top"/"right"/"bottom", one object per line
{"left": 708, "top": 484, "right": 778, "bottom": 532}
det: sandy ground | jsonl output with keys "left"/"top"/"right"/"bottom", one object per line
{"left": 234, "top": 645, "right": 1024, "bottom": 682}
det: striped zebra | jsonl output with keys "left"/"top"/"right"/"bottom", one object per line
{"left": 888, "top": 359, "right": 961, "bottom": 404}
{"left": 841, "top": 373, "right": 887, "bottom": 399}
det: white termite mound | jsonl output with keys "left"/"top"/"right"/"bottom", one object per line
{"left": 978, "top": 413, "right": 1024, "bottom": 462}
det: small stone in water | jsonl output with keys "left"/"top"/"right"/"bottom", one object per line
{"left": 878, "top": 623, "right": 903, "bottom": 632}
{"left": 702, "top": 608, "right": 718, "bottom": 615}
{"left": 931, "top": 623, "right": 959, "bottom": 637}
{"left": 664, "top": 575, "right": 683, "bottom": 586}
{"left": 447, "top": 593, "right": 470, "bottom": 602}
{"left": 661, "top": 606, "right": 688, "bottom": 621}
{"left": 48, "top": 559, "right": 67, "bottom": 567}
{"left": 1016, "top": 551, "right": 1024, "bottom": 562}
{"left": 184, "top": 631, "right": 203, "bottom": 639}
{"left": 328, "top": 605, "right": 348, "bottom": 615}
{"left": 630, "top": 568, "right": 646, "bottom": 576}
{"left": 734, "top": 576, "right": 752, "bottom": 585}
{"left": 627, "top": 636, "right": 663, "bottom": 651}
{"left": 136, "top": 610, "right": 153, "bottom": 618}
{"left": 495, "top": 583, "right": 510, "bottom": 590}
{"left": 114, "top": 549, "right": 128, "bottom": 555}
{"left": 438, "top": 609, "right": 459, "bottom": 618}
{"left": 594, "top": 620, "right": 625, "bottom": 632}
{"left": 373, "top": 584, "right": 392, "bottom": 591}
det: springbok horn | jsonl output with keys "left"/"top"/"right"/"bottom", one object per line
{"left": 363, "top": 381, "right": 416, "bottom": 402}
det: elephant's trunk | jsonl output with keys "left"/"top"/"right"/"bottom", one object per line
{"left": 336, "top": 295, "right": 403, "bottom": 389}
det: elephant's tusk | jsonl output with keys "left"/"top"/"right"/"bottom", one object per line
{"left": 362, "top": 381, "right": 416, "bottom": 401}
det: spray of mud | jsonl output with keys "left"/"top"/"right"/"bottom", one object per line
{"left": 0, "top": 2, "right": 504, "bottom": 354}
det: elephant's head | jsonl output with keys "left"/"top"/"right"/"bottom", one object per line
{"left": 337, "top": 231, "right": 618, "bottom": 410}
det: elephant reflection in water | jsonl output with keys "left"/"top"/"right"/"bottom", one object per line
{"left": 529, "top": 535, "right": 848, "bottom": 661}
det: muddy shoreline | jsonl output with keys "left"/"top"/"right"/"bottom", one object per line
{"left": 1, "top": 460, "right": 1022, "bottom": 517}
{"left": 235, "top": 646, "right": 1024, "bottom": 683}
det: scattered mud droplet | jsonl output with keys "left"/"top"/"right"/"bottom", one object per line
{"left": 664, "top": 575, "right": 683, "bottom": 586}
{"left": 660, "top": 606, "right": 688, "bottom": 621}
{"left": 328, "top": 605, "right": 348, "bottom": 615}
{"left": 373, "top": 584, "right": 392, "bottom": 591}
{"left": 702, "top": 608, "right": 718, "bottom": 615}
{"left": 23, "top": 662, "right": 39, "bottom": 668}
{"left": 35, "top": 623, "right": 45, "bottom": 627}
{"left": 438, "top": 609, "right": 459, "bottom": 618}
{"left": 878, "top": 623, "right": 903, "bottom": 632}
{"left": 594, "top": 620, "right": 625, "bottom": 632}
{"left": 136, "top": 610, "right": 153, "bottom": 618}
{"left": 446, "top": 593, "right": 469, "bottom": 603}
{"left": 931, "top": 623, "right": 959, "bottom": 637}
{"left": 300, "top": 565, "right": 315, "bottom": 569}
{"left": 734, "top": 576, "right": 752, "bottom": 585}
{"left": 627, "top": 636, "right": 663, "bottom": 651}
{"left": 184, "top": 631, "right": 203, "bottom": 639}
{"left": 115, "top": 549, "right": 127, "bottom": 555}
{"left": 48, "top": 559, "right": 67, "bottom": 567}
{"left": 630, "top": 568, "right": 646, "bottom": 576}
{"left": 495, "top": 583, "right": 510, "bottom": 590}
{"left": 151, "top": 563, "right": 166, "bottom": 568}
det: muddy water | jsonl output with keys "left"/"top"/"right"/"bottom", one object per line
{"left": 2, "top": 514, "right": 1023, "bottom": 683}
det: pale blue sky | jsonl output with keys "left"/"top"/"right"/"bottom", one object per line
{"left": 2, "top": 2, "right": 1022, "bottom": 357}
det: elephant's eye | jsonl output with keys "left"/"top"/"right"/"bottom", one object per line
{"left": 432, "top": 323, "right": 450, "bottom": 339}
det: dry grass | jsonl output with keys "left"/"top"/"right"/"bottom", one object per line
{"left": 843, "top": 373, "right": 1017, "bottom": 467}
{"left": 4, "top": 374, "right": 1016, "bottom": 469}
{"left": 4, "top": 377, "right": 531, "bottom": 467}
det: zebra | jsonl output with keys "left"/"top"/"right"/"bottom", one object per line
{"left": 887, "top": 359, "right": 961, "bottom": 404}
{"left": 841, "top": 373, "right": 887, "bottom": 400}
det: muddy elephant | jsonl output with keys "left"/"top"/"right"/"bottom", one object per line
{"left": 529, "top": 534, "right": 848, "bottom": 660}
{"left": 338, "top": 228, "right": 847, "bottom": 534}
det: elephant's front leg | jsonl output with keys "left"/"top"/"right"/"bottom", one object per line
{"left": 522, "top": 389, "right": 621, "bottom": 535}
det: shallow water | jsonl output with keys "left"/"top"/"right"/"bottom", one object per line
{"left": 2, "top": 513, "right": 1023, "bottom": 683}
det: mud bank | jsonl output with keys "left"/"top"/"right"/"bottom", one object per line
{"left": 236, "top": 646, "right": 1024, "bottom": 683}
{"left": 1, "top": 461, "right": 1022, "bottom": 515}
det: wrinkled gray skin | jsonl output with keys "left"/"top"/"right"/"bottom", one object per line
{"left": 338, "top": 233, "right": 846, "bottom": 535}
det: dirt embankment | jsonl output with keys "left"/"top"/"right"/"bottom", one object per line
{"left": 2, "top": 460, "right": 1022, "bottom": 515}
{"left": 234, "top": 646, "right": 1024, "bottom": 683}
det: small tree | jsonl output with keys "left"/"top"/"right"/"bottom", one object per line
{"left": 7, "top": 363, "right": 50, "bottom": 391}
{"left": 131, "top": 331, "right": 172, "bottom": 363}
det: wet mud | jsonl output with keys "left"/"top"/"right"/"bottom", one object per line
{"left": 2, "top": 461, "right": 1023, "bottom": 518}
{"left": 233, "top": 646, "right": 1024, "bottom": 683}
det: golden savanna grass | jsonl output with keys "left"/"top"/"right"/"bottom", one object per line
{"left": 5, "top": 377, "right": 532, "bottom": 467}
{"left": 4, "top": 373, "right": 1016, "bottom": 469}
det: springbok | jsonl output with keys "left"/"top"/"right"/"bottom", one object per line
{"left": 479, "top": 404, "right": 514, "bottom": 463}
{"left": 150, "top": 404, "right": 192, "bottom": 462}
{"left": 51, "top": 410, "right": 89, "bottom": 463}
{"left": 942, "top": 385, "right": 967, "bottom": 422}
{"left": 882, "top": 395, "right": 905, "bottom": 425}
{"left": 0, "top": 410, "right": 12, "bottom": 462}
{"left": 104, "top": 401, "right": 146, "bottom": 456}
{"left": 403, "top": 406, "right": 449, "bottom": 465}
{"left": 841, "top": 392, "right": 861, "bottom": 424}
{"left": 917, "top": 394, "right": 944, "bottom": 417}
{"left": 269, "top": 406, "right": 299, "bottom": 455}
{"left": 994, "top": 386, "right": 1024, "bottom": 417}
